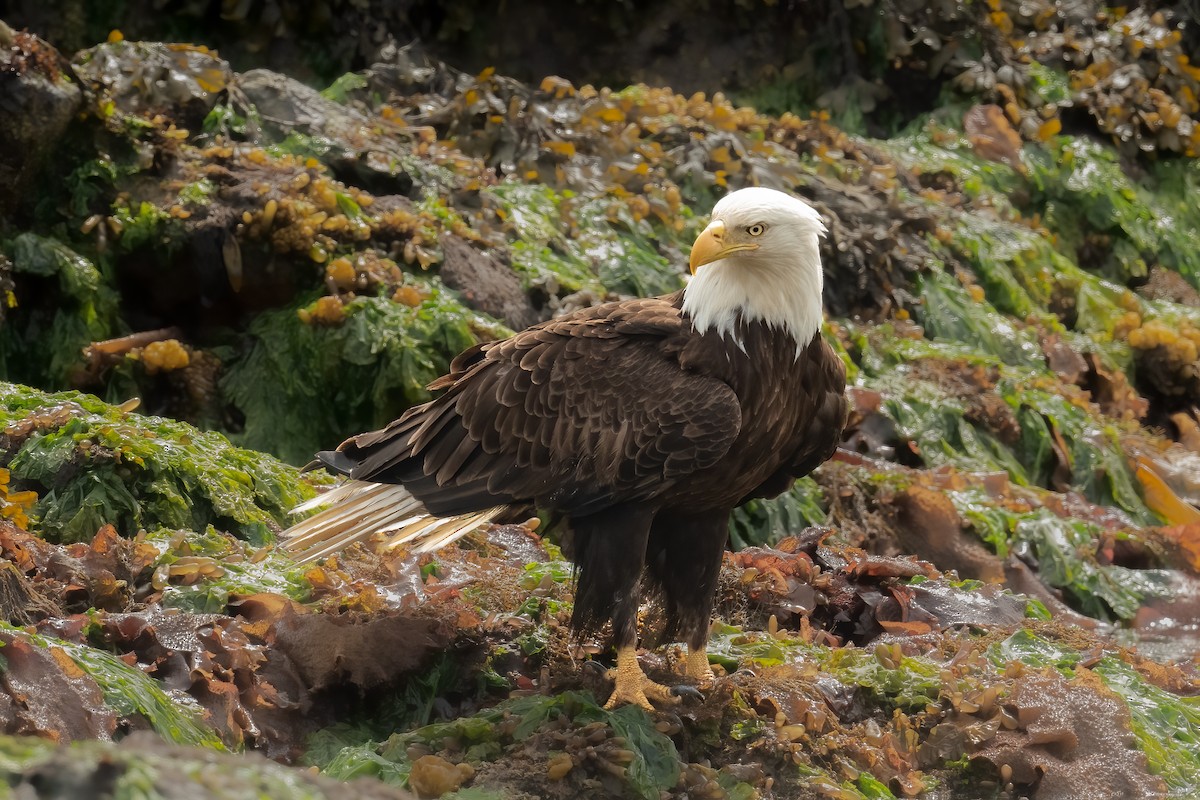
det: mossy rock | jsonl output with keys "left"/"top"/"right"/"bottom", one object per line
{"left": 0, "top": 382, "right": 321, "bottom": 543}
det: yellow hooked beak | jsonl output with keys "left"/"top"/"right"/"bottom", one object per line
{"left": 688, "top": 220, "right": 759, "bottom": 273}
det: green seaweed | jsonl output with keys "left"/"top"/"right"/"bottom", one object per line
{"left": 859, "top": 313, "right": 1153, "bottom": 522}
{"left": 878, "top": 120, "right": 1022, "bottom": 200}
{"left": 728, "top": 476, "right": 827, "bottom": 550}
{"left": 854, "top": 773, "right": 900, "bottom": 800}
{"left": 321, "top": 692, "right": 680, "bottom": 800}
{"left": 0, "top": 734, "right": 56, "bottom": 773}
{"left": 947, "top": 491, "right": 1166, "bottom": 622}
{"left": 917, "top": 268, "right": 1043, "bottom": 368}
{"left": 824, "top": 647, "right": 943, "bottom": 712}
{"left": 998, "top": 378, "right": 1150, "bottom": 519}
{"left": 1026, "top": 138, "right": 1200, "bottom": 286}
{"left": 0, "top": 733, "right": 371, "bottom": 799}
{"left": 147, "top": 527, "right": 312, "bottom": 612}
{"left": 0, "top": 623, "right": 223, "bottom": 750}
{"left": 873, "top": 372, "right": 1031, "bottom": 482}
{"left": 0, "top": 383, "right": 316, "bottom": 544}
{"left": 485, "top": 183, "right": 687, "bottom": 299}
{"left": 1093, "top": 658, "right": 1200, "bottom": 796}
{"left": 0, "top": 234, "right": 121, "bottom": 388}
{"left": 705, "top": 622, "right": 816, "bottom": 671}
{"left": 222, "top": 283, "right": 506, "bottom": 465}
{"left": 110, "top": 200, "right": 184, "bottom": 256}
{"left": 321, "top": 72, "right": 369, "bottom": 104}
{"left": 1012, "top": 511, "right": 1171, "bottom": 620}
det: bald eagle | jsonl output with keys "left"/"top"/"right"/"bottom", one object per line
{"left": 283, "top": 187, "right": 848, "bottom": 709}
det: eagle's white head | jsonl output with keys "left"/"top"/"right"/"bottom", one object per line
{"left": 682, "top": 187, "right": 827, "bottom": 349}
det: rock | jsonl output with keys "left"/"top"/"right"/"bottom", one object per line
{"left": 439, "top": 234, "right": 539, "bottom": 330}
{"left": 0, "top": 26, "right": 81, "bottom": 216}
{"left": 894, "top": 486, "right": 1005, "bottom": 583}
{"left": 72, "top": 41, "right": 230, "bottom": 124}
{"left": 235, "top": 68, "right": 416, "bottom": 196}
{"left": 972, "top": 671, "right": 1167, "bottom": 799}
{"left": 237, "top": 68, "right": 369, "bottom": 143}
{"left": 965, "top": 104, "right": 1023, "bottom": 169}
{"left": 1137, "top": 266, "right": 1200, "bottom": 308}
{"left": 0, "top": 630, "right": 117, "bottom": 742}
{"left": 1, "top": 731, "right": 420, "bottom": 799}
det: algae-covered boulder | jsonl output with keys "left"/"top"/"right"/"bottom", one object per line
{"left": 0, "top": 732, "right": 418, "bottom": 799}
{"left": 0, "top": 23, "right": 81, "bottom": 217}
{"left": 0, "top": 382, "right": 317, "bottom": 543}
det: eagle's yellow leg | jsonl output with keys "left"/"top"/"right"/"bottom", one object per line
{"left": 685, "top": 646, "right": 715, "bottom": 685}
{"left": 604, "top": 646, "right": 678, "bottom": 711}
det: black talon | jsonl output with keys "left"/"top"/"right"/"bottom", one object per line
{"left": 671, "top": 684, "right": 704, "bottom": 701}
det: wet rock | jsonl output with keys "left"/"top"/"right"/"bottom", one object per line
{"left": 1137, "top": 266, "right": 1200, "bottom": 308}
{"left": 798, "top": 171, "right": 939, "bottom": 319}
{"left": 72, "top": 41, "right": 230, "bottom": 124}
{"left": 878, "top": 579, "right": 1027, "bottom": 632}
{"left": 964, "top": 104, "right": 1023, "bottom": 169}
{"left": 0, "top": 630, "right": 117, "bottom": 742}
{"left": 973, "top": 671, "right": 1166, "bottom": 799}
{"left": 1084, "top": 352, "right": 1148, "bottom": 422}
{"left": 894, "top": 486, "right": 1005, "bottom": 583}
{"left": 439, "top": 234, "right": 539, "bottom": 330}
{"left": 0, "top": 25, "right": 81, "bottom": 216}
{"left": 1041, "top": 332, "right": 1088, "bottom": 386}
{"left": 235, "top": 68, "right": 417, "bottom": 195}
{"left": 3, "top": 731, "right": 419, "bottom": 799}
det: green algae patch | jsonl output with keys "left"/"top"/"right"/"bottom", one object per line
{"left": 823, "top": 647, "right": 943, "bottom": 712}
{"left": 1026, "top": 137, "right": 1200, "bottom": 286}
{"left": 729, "top": 476, "right": 827, "bottom": 550}
{"left": 0, "top": 734, "right": 56, "bottom": 774}
{"left": 872, "top": 371, "right": 1031, "bottom": 482}
{"left": 0, "top": 382, "right": 316, "bottom": 544}
{"left": 0, "top": 622, "right": 224, "bottom": 750}
{"left": 321, "top": 691, "right": 680, "bottom": 800}
{"left": 948, "top": 492, "right": 1167, "bottom": 622}
{"left": 1012, "top": 512, "right": 1172, "bottom": 620}
{"left": 146, "top": 527, "right": 312, "bottom": 613}
{"left": 917, "top": 269, "right": 1043, "bottom": 369}
{"left": 485, "top": 183, "right": 687, "bottom": 300}
{"left": 878, "top": 119, "right": 1023, "bottom": 201}
{"left": 706, "top": 622, "right": 817, "bottom": 671}
{"left": 859, "top": 316, "right": 1153, "bottom": 522}
{"left": 0, "top": 733, "right": 384, "bottom": 800}
{"left": 222, "top": 283, "right": 505, "bottom": 465}
{"left": 0, "top": 234, "right": 121, "bottom": 388}
{"left": 1093, "top": 658, "right": 1200, "bottom": 797}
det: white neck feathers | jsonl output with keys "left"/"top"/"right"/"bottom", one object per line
{"left": 681, "top": 233, "right": 824, "bottom": 350}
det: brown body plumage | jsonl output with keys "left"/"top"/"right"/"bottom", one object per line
{"left": 285, "top": 187, "right": 848, "bottom": 708}
{"left": 332, "top": 290, "right": 844, "bottom": 519}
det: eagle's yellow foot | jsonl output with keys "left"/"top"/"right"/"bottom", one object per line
{"left": 685, "top": 647, "right": 716, "bottom": 687}
{"left": 604, "top": 646, "right": 679, "bottom": 711}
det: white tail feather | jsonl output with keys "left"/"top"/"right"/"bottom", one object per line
{"left": 280, "top": 480, "right": 504, "bottom": 564}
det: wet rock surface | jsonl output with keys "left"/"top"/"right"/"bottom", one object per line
{"left": 0, "top": 27, "right": 81, "bottom": 217}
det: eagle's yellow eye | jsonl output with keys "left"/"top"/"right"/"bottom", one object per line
{"left": 747, "top": 223, "right": 766, "bottom": 236}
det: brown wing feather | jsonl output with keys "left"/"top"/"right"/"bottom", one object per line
{"left": 333, "top": 295, "right": 742, "bottom": 517}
